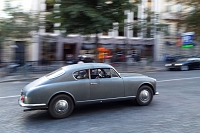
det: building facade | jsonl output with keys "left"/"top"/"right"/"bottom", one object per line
{"left": 160, "top": 0, "right": 200, "bottom": 59}
{"left": 29, "top": 0, "right": 163, "bottom": 62}
{"left": 2, "top": 0, "right": 199, "bottom": 63}
{"left": 0, "top": 0, "right": 33, "bottom": 63}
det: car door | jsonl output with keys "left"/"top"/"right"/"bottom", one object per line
{"left": 197, "top": 58, "right": 200, "bottom": 68}
{"left": 190, "top": 59, "right": 199, "bottom": 69}
{"left": 90, "top": 68, "right": 124, "bottom": 100}
{"left": 194, "top": 58, "right": 200, "bottom": 68}
{"left": 73, "top": 69, "right": 91, "bottom": 101}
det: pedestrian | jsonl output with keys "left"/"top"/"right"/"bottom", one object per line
{"left": 78, "top": 57, "right": 84, "bottom": 64}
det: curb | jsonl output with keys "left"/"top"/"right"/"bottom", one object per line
{"left": 0, "top": 77, "right": 39, "bottom": 83}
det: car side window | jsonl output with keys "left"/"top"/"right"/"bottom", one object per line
{"left": 73, "top": 69, "right": 89, "bottom": 80}
{"left": 90, "top": 69, "right": 99, "bottom": 79}
{"left": 101, "top": 68, "right": 111, "bottom": 78}
{"left": 90, "top": 68, "right": 111, "bottom": 79}
{"left": 111, "top": 69, "right": 119, "bottom": 78}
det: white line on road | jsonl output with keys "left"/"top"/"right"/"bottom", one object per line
{"left": 0, "top": 95, "right": 20, "bottom": 99}
{"left": 157, "top": 77, "right": 200, "bottom": 83}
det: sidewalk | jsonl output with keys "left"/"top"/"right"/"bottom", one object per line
{"left": 0, "top": 61, "right": 166, "bottom": 83}
{"left": 113, "top": 61, "right": 166, "bottom": 73}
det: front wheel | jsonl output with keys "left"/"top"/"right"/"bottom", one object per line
{"left": 136, "top": 85, "right": 153, "bottom": 106}
{"left": 180, "top": 65, "right": 189, "bottom": 71}
{"left": 49, "top": 94, "right": 74, "bottom": 119}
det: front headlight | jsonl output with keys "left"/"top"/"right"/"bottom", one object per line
{"left": 174, "top": 63, "right": 183, "bottom": 66}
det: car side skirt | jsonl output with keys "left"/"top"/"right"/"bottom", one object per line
{"left": 75, "top": 96, "right": 136, "bottom": 105}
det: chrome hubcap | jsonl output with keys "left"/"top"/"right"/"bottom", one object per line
{"left": 139, "top": 90, "right": 150, "bottom": 103}
{"left": 55, "top": 100, "right": 68, "bottom": 114}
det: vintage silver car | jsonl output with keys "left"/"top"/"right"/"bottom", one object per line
{"left": 19, "top": 63, "right": 158, "bottom": 119}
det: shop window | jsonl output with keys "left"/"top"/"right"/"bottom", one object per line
{"left": 133, "top": 27, "right": 138, "bottom": 37}
{"left": 41, "top": 42, "right": 56, "bottom": 64}
{"left": 148, "top": 0, "right": 151, "bottom": 8}
{"left": 102, "top": 32, "right": 108, "bottom": 36}
{"left": 46, "top": 1, "right": 54, "bottom": 12}
{"left": 45, "top": 21, "right": 54, "bottom": 33}
{"left": 119, "top": 31, "right": 124, "bottom": 36}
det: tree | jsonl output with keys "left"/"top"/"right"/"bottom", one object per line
{"left": 47, "top": 0, "right": 139, "bottom": 61}
{"left": 174, "top": 0, "right": 200, "bottom": 40}
{"left": 0, "top": 0, "right": 40, "bottom": 63}
{"left": 132, "top": 8, "right": 167, "bottom": 38}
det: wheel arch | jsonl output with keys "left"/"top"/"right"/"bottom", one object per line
{"left": 138, "top": 83, "right": 155, "bottom": 95}
{"left": 47, "top": 92, "right": 76, "bottom": 107}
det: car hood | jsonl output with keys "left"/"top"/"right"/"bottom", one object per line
{"left": 23, "top": 76, "right": 49, "bottom": 92}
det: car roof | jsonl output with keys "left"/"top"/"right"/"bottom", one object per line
{"left": 177, "top": 57, "right": 200, "bottom": 61}
{"left": 188, "top": 58, "right": 200, "bottom": 61}
{"left": 62, "top": 63, "right": 114, "bottom": 72}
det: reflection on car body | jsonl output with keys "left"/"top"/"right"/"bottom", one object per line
{"left": 19, "top": 63, "right": 158, "bottom": 119}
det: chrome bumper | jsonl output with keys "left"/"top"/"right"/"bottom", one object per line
{"left": 155, "top": 91, "right": 159, "bottom": 95}
{"left": 18, "top": 99, "right": 46, "bottom": 108}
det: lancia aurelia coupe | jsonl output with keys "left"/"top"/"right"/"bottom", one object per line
{"left": 19, "top": 63, "right": 158, "bottom": 119}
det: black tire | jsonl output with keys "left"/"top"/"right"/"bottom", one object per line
{"left": 167, "top": 68, "right": 172, "bottom": 71}
{"left": 49, "top": 94, "right": 74, "bottom": 119}
{"left": 180, "top": 65, "right": 189, "bottom": 71}
{"left": 136, "top": 85, "right": 153, "bottom": 106}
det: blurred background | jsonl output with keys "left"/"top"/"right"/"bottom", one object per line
{"left": 0, "top": 0, "right": 200, "bottom": 76}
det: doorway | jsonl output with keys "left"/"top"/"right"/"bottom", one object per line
{"left": 63, "top": 44, "right": 76, "bottom": 60}
{"left": 15, "top": 41, "right": 25, "bottom": 65}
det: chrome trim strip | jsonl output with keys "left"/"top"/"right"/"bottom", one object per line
{"left": 19, "top": 100, "right": 46, "bottom": 107}
{"left": 76, "top": 96, "right": 136, "bottom": 103}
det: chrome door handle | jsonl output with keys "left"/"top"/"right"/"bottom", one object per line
{"left": 90, "top": 83, "right": 97, "bottom": 85}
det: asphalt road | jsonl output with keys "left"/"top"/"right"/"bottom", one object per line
{"left": 0, "top": 70, "right": 200, "bottom": 133}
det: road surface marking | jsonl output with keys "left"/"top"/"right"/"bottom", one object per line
{"left": 157, "top": 77, "right": 200, "bottom": 83}
{"left": 0, "top": 95, "right": 20, "bottom": 99}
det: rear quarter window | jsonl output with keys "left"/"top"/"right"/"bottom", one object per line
{"left": 45, "top": 68, "right": 65, "bottom": 79}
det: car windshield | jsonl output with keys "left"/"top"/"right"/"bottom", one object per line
{"left": 45, "top": 68, "right": 65, "bottom": 79}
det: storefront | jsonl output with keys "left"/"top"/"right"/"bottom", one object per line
{"left": 37, "top": 35, "right": 155, "bottom": 62}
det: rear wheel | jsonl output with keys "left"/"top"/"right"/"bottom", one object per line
{"left": 136, "top": 85, "right": 153, "bottom": 106}
{"left": 49, "top": 94, "right": 74, "bottom": 119}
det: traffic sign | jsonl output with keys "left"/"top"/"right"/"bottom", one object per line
{"left": 181, "top": 32, "right": 194, "bottom": 48}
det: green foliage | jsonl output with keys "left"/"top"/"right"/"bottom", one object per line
{"left": 0, "top": 0, "right": 40, "bottom": 62}
{"left": 175, "top": 0, "right": 200, "bottom": 39}
{"left": 185, "top": 7, "right": 200, "bottom": 38}
{"left": 0, "top": 0, "right": 40, "bottom": 41}
{"left": 129, "top": 9, "right": 167, "bottom": 38}
{"left": 47, "top": 0, "right": 138, "bottom": 35}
